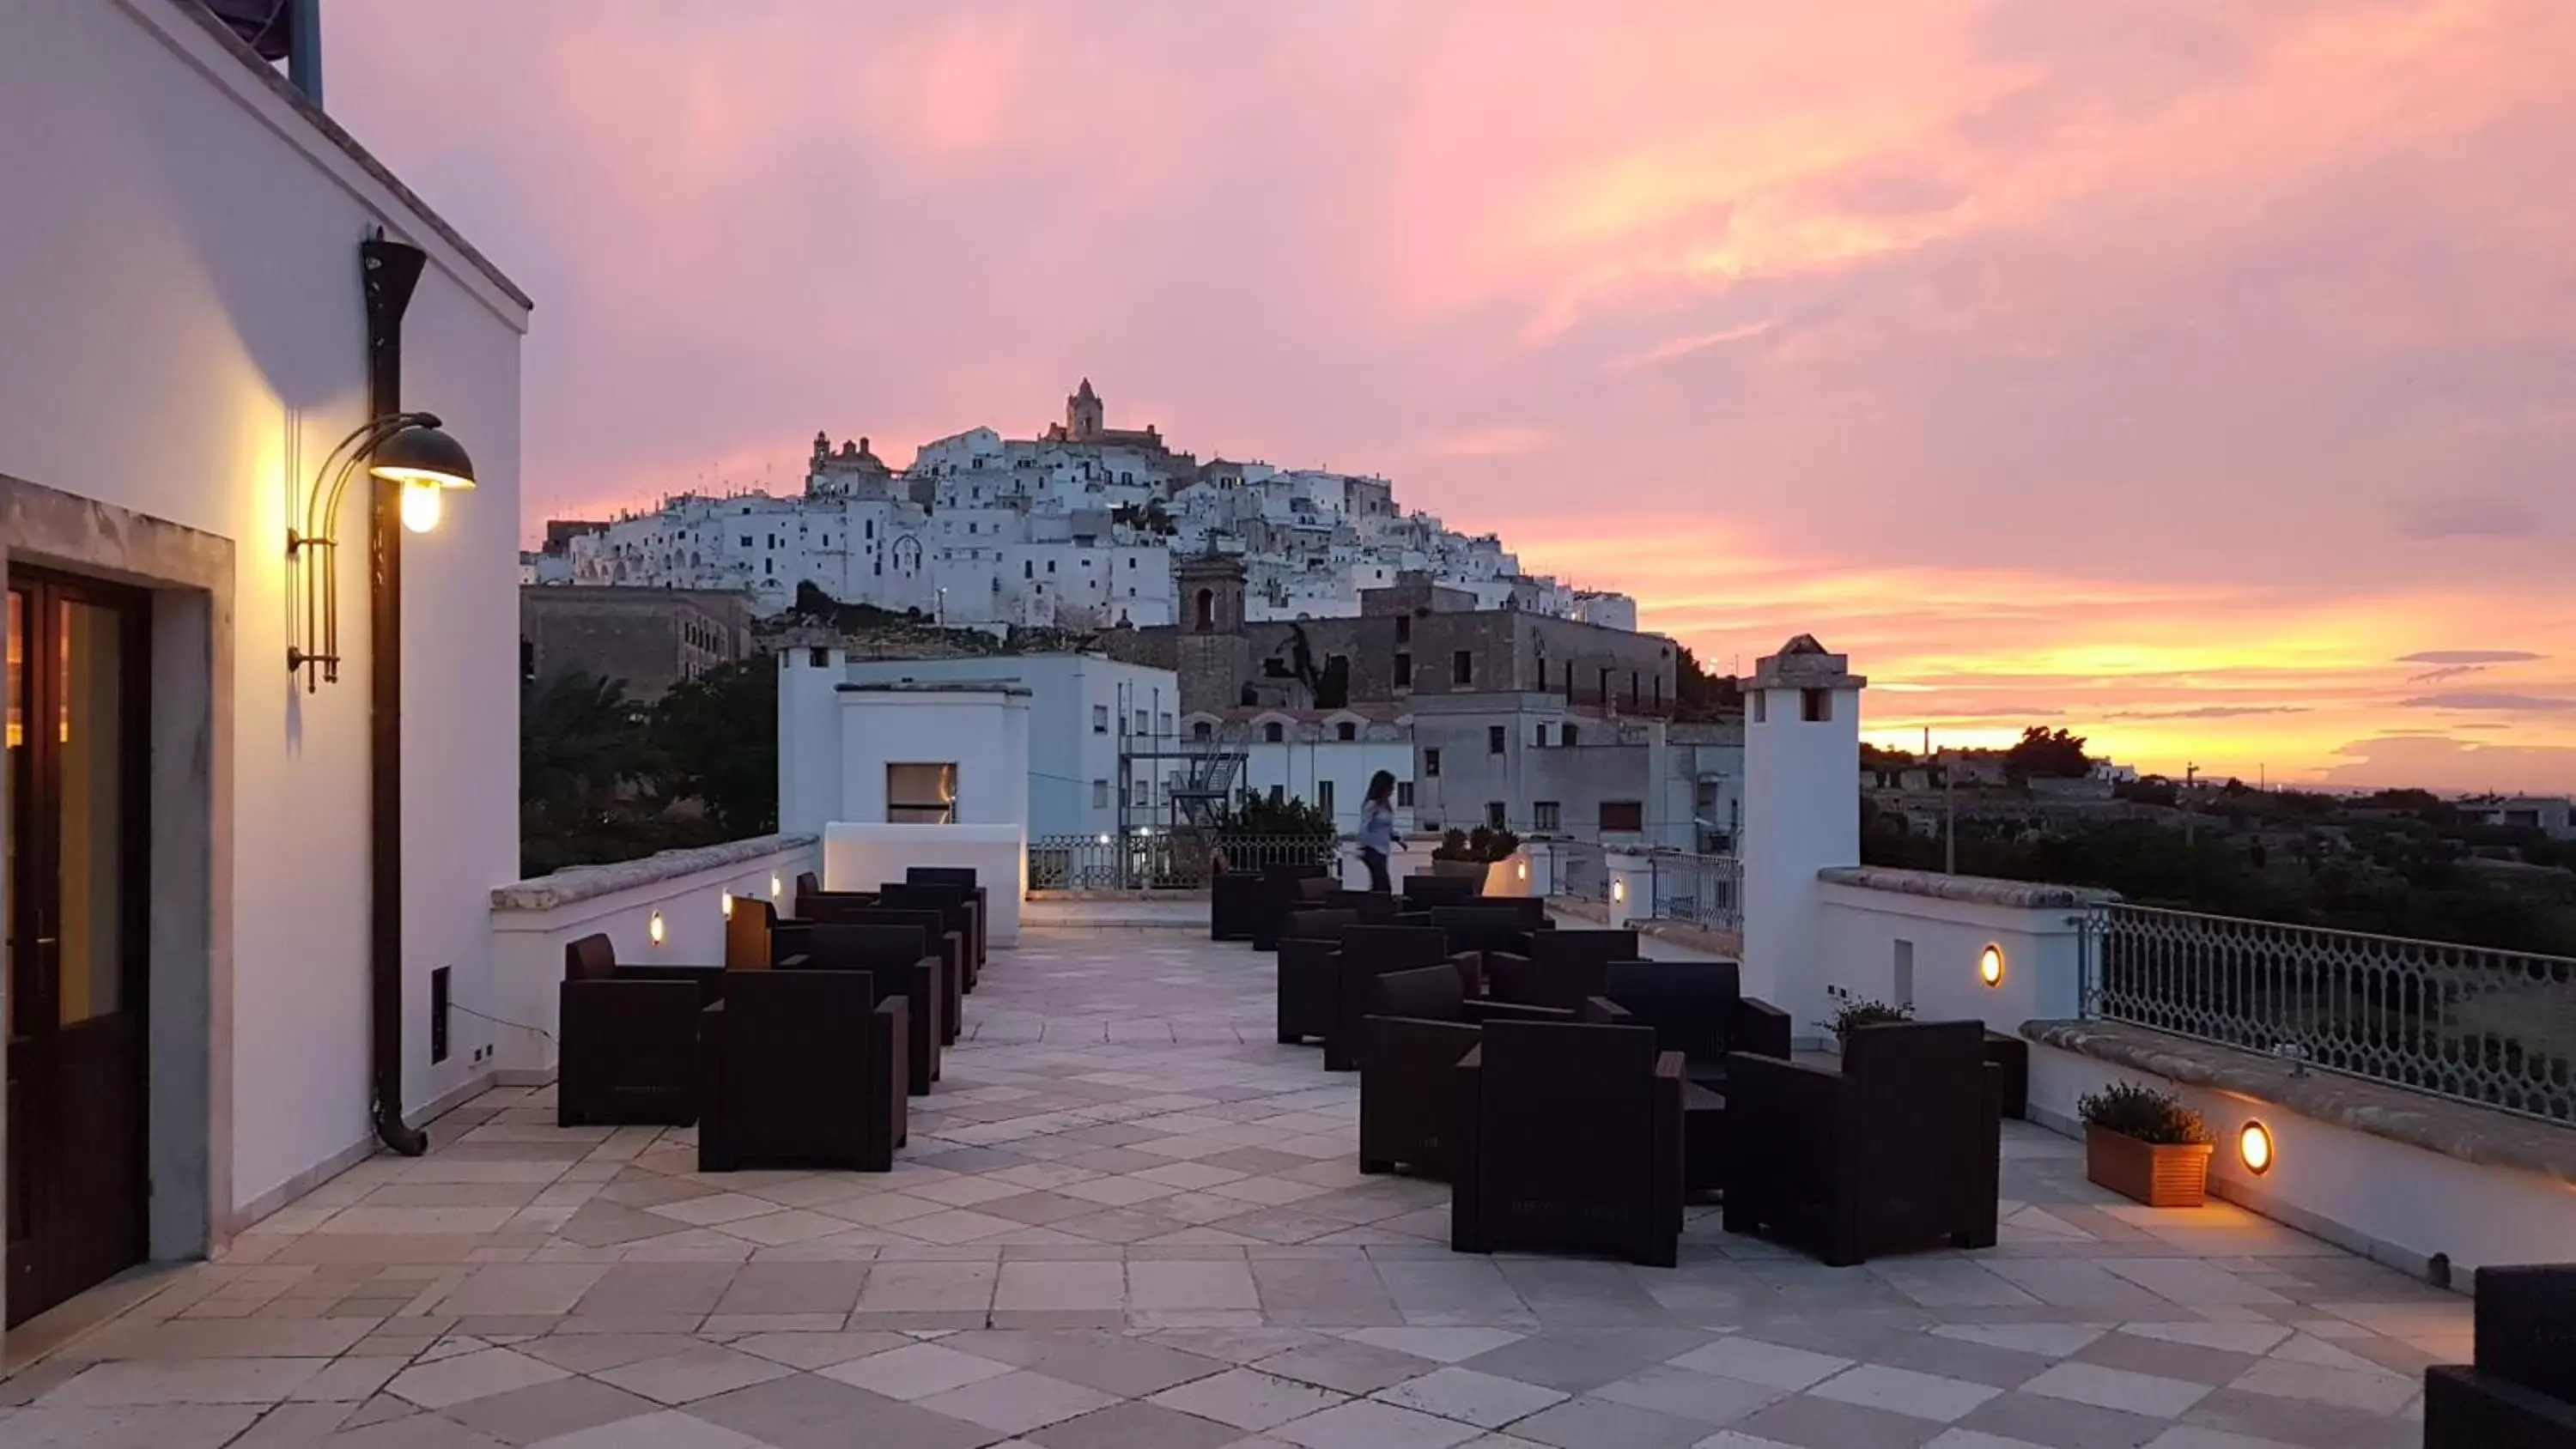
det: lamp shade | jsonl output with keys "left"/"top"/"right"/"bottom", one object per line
{"left": 369, "top": 423, "right": 477, "bottom": 490}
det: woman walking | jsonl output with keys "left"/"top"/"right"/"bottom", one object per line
{"left": 1359, "top": 770, "right": 1399, "bottom": 893}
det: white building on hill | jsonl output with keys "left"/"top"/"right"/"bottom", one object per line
{"left": 543, "top": 381, "right": 1638, "bottom": 634}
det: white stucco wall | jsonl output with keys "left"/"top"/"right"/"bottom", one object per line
{"left": 825, "top": 689, "right": 1030, "bottom": 833}
{"left": 0, "top": 1, "right": 526, "bottom": 1221}
{"left": 1813, "top": 879, "right": 2090, "bottom": 1038}
{"left": 822, "top": 823, "right": 1027, "bottom": 945}
{"left": 2029, "top": 1042, "right": 2576, "bottom": 1279}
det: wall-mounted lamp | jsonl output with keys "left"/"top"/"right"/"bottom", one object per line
{"left": 287, "top": 411, "right": 477, "bottom": 690}
{"left": 721, "top": 891, "right": 735, "bottom": 919}
{"left": 1611, "top": 877, "right": 1627, "bottom": 904}
{"left": 2239, "top": 1120, "right": 2275, "bottom": 1174}
{"left": 1516, "top": 859, "right": 1529, "bottom": 882}
{"left": 770, "top": 874, "right": 784, "bottom": 900}
{"left": 647, "top": 910, "right": 666, "bottom": 947}
{"left": 1978, "top": 943, "right": 2005, "bottom": 987}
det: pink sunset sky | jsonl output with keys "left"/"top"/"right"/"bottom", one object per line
{"left": 327, "top": 1, "right": 2576, "bottom": 792}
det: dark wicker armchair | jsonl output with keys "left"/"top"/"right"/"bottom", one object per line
{"left": 696, "top": 969, "right": 907, "bottom": 1172}
{"left": 792, "top": 922, "right": 945, "bottom": 1094}
{"left": 1323, "top": 888, "right": 1408, "bottom": 925}
{"left": 1253, "top": 863, "right": 1333, "bottom": 950}
{"left": 878, "top": 881, "right": 980, "bottom": 993}
{"left": 1451, "top": 1017, "right": 1684, "bottom": 1267}
{"left": 557, "top": 934, "right": 726, "bottom": 1127}
{"left": 1427, "top": 904, "right": 1534, "bottom": 996}
{"left": 1276, "top": 909, "right": 1364, "bottom": 1046}
{"left": 2426, "top": 1264, "right": 2576, "bottom": 1446}
{"left": 1358, "top": 965, "right": 1570, "bottom": 1179}
{"left": 1722, "top": 1020, "right": 2001, "bottom": 1266}
{"left": 1489, "top": 928, "right": 1638, "bottom": 1011}
{"left": 1400, "top": 874, "right": 1483, "bottom": 906}
{"left": 794, "top": 903, "right": 963, "bottom": 1046}
{"left": 1323, "top": 926, "right": 1463, "bottom": 1071}
{"left": 905, "top": 867, "right": 987, "bottom": 974}
{"left": 1595, "top": 960, "right": 1790, "bottom": 1085}
{"left": 1212, "top": 870, "right": 1262, "bottom": 941}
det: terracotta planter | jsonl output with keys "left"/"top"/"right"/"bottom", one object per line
{"left": 2085, "top": 1124, "right": 2214, "bottom": 1208}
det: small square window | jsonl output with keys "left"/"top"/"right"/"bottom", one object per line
{"left": 1092, "top": 779, "right": 1109, "bottom": 807}
{"left": 1751, "top": 693, "right": 1769, "bottom": 724}
{"left": 1453, "top": 651, "right": 1474, "bottom": 686}
{"left": 1265, "top": 722, "right": 1285, "bottom": 743}
{"left": 1487, "top": 725, "right": 1506, "bottom": 755}
{"left": 1533, "top": 801, "right": 1561, "bottom": 832}
{"left": 1396, "top": 780, "right": 1415, "bottom": 807}
{"left": 1424, "top": 748, "right": 1442, "bottom": 778}
{"left": 1337, "top": 721, "right": 1357, "bottom": 742}
{"left": 888, "top": 763, "right": 959, "bottom": 824}
{"left": 1092, "top": 704, "right": 1109, "bottom": 733}
{"left": 1135, "top": 710, "right": 1150, "bottom": 735}
{"left": 1599, "top": 800, "right": 1643, "bottom": 834}
{"left": 1317, "top": 779, "right": 1336, "bottom": 815}
{"left": 1485, "top": 801, "right": 1507, "bottom": 829}
{"left": 1562, "top": 723, "right": 1580, "bottom": 748}
{"left": 1802, "top": 688, "right": 1833, "bottom": 722}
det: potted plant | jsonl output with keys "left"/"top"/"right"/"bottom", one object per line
{"left": 2079, "top": 1081, "right": 2215, "bottom": 1208}
{"left": 1818, "top": 984, "right": 1912, "bottom": 1053}
{"left": 1430, "top": 825, "right": 1520, "bottom": 880}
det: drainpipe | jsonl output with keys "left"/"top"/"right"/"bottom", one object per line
{"left": 362, "top": 235, "right": 430, "bottom": 1156}
{"left": 288, "top": 0, "right": 324, "bottom": 105}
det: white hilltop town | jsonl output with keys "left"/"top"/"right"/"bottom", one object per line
{"left": 525, "top": 379, "right": 1640, "bottom": 633}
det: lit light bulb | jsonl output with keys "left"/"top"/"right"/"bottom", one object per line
{"left": 2239, "top": 1121, "right": 2275, "bottom": 1174}
{"left": 398, "top": 478, "right": 443, "bottom": 533}
{"left": 721, "top": 891, "right": 734, "bottom": 919}
{"left": 647, "top": 910, "right": 666, "bottom": 946}
{"left": 770, "top": 875, "right": 783, "bottom": 899}
{"left": 1978, "top": 943, "right": 2005, "bottom": 987}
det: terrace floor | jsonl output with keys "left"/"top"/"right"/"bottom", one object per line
{"left": 3, "top": 930, "right": 2464, "bottom": 1448}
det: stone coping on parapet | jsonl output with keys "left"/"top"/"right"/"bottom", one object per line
{"left": 1821, "top": 865, "right": 2118, "bottom": 911}
{"left": 493, "top": 834, "right": 818, "bottom": 912}
{"left": 2023, "top": 1017, "right": 2576, "bottom": 1187}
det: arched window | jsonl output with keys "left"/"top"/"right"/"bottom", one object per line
{"left": 1195, "top": 588, "right": 1217, "bottom": 631}
{"left": 1193, "top": 721, "right": 1212, "bottom": 743}
{"left": 1264, "top": 722, "right": 1285, "bottom": 743}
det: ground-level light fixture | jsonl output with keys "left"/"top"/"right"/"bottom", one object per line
{"left": 1978, "top": 943, "right": 2006, "bottom": 987}
{"left": 1516, "top": 859, "right": 1528, "bottom": 882}
{"left": 2239, "top": 1120, "right": 2275, "bottom": 1175}
{"left": 647, "top": 910, "right": 666, "bottom": 947}
{"left": 287, "top": 411, "right": 477, "bottom": 689}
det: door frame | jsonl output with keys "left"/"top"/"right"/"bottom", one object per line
{"left": 7, "top": 566, "right": 155, "bottom": 1325}
{"left": 0, "top": 473, "right": 234, "bottom": 1336}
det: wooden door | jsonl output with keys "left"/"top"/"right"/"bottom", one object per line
{"left": 4, "top": 569, "right": 150, "bottom": 1328}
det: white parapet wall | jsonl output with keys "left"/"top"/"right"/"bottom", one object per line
{"left": 488, "top": 835, "right": 820, "bottom": 1079}
{"left": 2026, "top": 1022, "right": 2576, "bottom": 1282}
{"left": 1811, "top": 867, "right": 2104, "bottom": 1045}
{"left": 824, "top": 822, "right": 1027, "bottom": 946}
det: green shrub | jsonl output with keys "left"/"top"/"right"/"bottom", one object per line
{"left": 1819, "top": 983, "right": 1913, "bottom": 1041}
{"left": 2077, "top": 1081, "right": 2212, "bottom": 1145}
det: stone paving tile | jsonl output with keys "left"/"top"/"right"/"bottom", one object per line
{"left": 0, "top": 929, "right": 2451, "bottom": 1449}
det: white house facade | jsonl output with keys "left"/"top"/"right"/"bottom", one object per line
{"left": 0, "top": 0, "right": 525, "bottom": 1327}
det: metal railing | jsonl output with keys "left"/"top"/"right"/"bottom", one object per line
{"left": 1642, "top": 852, "right": 1744, "bottom": 931}
{"left": 2089, "top": 903, "right": 2576, "bottom": 1125}
{"left": 1026, "top": 832, "right": 1337, "bottom": 891}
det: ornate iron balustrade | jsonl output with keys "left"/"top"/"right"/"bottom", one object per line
{"left": 2088, "top": 903, "right": 2576, "bottom": 1125}
{"left": 1026, "top": 832, "right": 1336, "bottom": 891}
